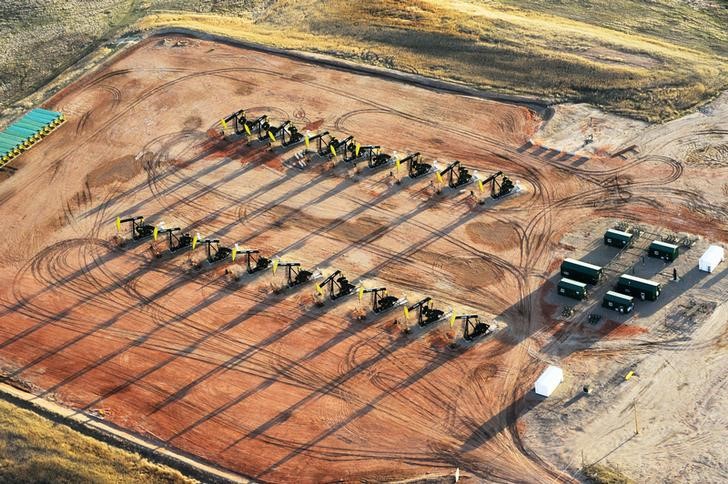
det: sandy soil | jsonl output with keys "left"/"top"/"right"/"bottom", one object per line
{"left": 0, "top": 34, "right": 726, "bottom": 482}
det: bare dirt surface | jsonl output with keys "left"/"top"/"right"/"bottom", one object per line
{"left": 0, "top": 33, "right": 726, "bottom": 482}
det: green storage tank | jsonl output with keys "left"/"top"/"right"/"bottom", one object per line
{"left": 602, "top": 291, "right": 634, "bottom": 313}
{"left": 616, "top": 274, "right": 661, "bottom": 301}
{"left": 604, "top": 228, "right": 633, "bottom": 248}
{"left": 557, "top": 278, "right": 587, "bottom": 300}
{"left": 560, "top": 258, "right": 603, "bottom": 285}
{"left": 648, "top": 240, "right": 679, "bottom": 261}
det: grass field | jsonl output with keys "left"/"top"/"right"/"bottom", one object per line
{"left": 0, "top": 398, "right": 193, "bottom": 483}
{"left": 0, "top": 1, "right": 726, "bottom": 121}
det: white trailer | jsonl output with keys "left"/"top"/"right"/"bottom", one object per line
{"left": 699, "top": 245, "right": 724, "bottom": 273}
{"left": 534, "top": 365, "right": 563, "bottom": 397}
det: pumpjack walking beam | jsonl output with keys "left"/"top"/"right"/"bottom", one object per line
{"left": 407, "top": 297, "right": 446, "bottom": 327}
{"left": 317, "top": 270, "right": 357, "bottom": 300}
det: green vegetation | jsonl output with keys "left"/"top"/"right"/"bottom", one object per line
{"left": 1, "top": 1, "right": 727, "bottom": 121}
{"left": 0, "top": 398, "right": 193, "bottom": 483}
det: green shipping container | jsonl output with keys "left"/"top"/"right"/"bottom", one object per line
{"left": 560, "top": 258, "right": 603, "bottom": 285}
{"left": 648, "top": 240, "right": 679, "bottom": 261}
{"left": 602, "top": 291, "right": 634, "bottom": 313}
{"left": 557, "top": 277, "right": 587, "bottom": 300}
{"left": 604, "top": 228, "right": 633, "bottom": 248}
{"left": 616, "top": 274, "right": 661, "bottom": 301}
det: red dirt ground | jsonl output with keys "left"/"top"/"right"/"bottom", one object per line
{"left": 0, "top": 34, "right": 726, "bottom": 482}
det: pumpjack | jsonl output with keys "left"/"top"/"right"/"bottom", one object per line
{"left": 204, "top": 239, "right": 233, "bottom": 263}
{"left": 407, "top": 297, "right": 449, "bottom": 327}
{"left": 238, "top": 248, "right": 271, "bottom": 274}
{"left": 481, "top": 171, "right": 515, "bottom": 199}
{"left": 276, "top": 262, "right": 321, "bottom": 287}
{"left": 222, "top": 109, "right": 248, "bottom": 135}
{"left": 117, "top": 216, "right": 156, "bottom": 241}
{"left": 401, "top": 152, "right": 432, "bottom": 178}
{"left": 159, "top": 227, "right": 193, "bottom": 252}
{"left": 222, "top": 110, "right": 267, "bottom": 137}
{"left": 318, "top": 270, "right": 357, "bottom": 300}
{"left": 362, "top": 287, "right": 406, "bottom": 313}
{"left": 341, "top": 143, "right": 391, "bottom": 168}
{"left": 281, "top": 123, "right": 305, "bottom": 147}
{"left": 457, "top": 314, "right": 491, "bottom": 341}
{"left": 244, "top": 114, "right": 268, "bottom": 139}
{"left": 326, "top": 135, "right": 354, "bottom": 158}
{"left": 263, "top": 120, "right": 292, "bottom": 144}
{"left": 310, "top": 131, "right": 341, "bottom": 157}
{"left": 439, "top": 161, "right": 477, "bottom": 189}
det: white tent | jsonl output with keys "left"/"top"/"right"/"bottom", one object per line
{"left": 699, "top": 245, "right": 724, "bottom": 273}
{"left": 534, "top": 365, "right": 563, "bottom": 397}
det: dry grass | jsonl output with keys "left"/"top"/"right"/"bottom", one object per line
{"left": 582, "top": 463, "right": 635, "bottom": 484}
{"left": 0, "top": 398, "right": 194, "bottom": 483}
{"left": 138, "top": 0, "right": 728, "bottom": 121}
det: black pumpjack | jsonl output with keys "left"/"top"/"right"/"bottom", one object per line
{"left": 319, "top": 270, "right": 357, "bottom": 300}
{"left": 408, "top": 297, "right": 446, "bottom": 327}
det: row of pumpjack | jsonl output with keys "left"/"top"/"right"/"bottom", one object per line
{"left": 221, "top": 109, "right": 516, "bottom": 198}
{"left": 115, "top": 215, "right": 491, "bottom": 341}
